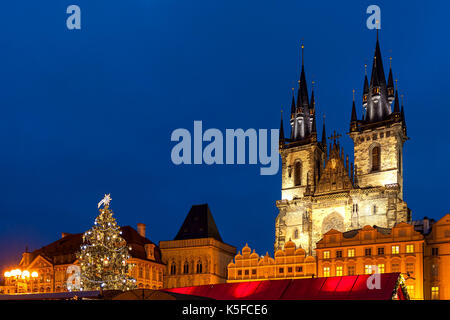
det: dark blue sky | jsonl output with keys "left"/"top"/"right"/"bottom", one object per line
{"left": 0, "top": 0, "right": 449, "bottom": 269}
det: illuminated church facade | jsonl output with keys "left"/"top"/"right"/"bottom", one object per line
{"left": 275, "top": 35, "right": 410, "bottom": 255}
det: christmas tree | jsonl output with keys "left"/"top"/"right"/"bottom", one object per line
{"left": 77, "top": 194, "right": 136, "bottom": 291}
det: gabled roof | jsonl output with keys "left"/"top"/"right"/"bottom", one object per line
{"left": 21, "top": 226, "right": 162, "bottom": 267}
{"left": 174, "top": 204, "right": 223, "bottom": 242}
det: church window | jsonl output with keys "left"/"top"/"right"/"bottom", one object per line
{"left": 294, "top": 161, "right": 302, "bottom": 186}
{"left": 371, "top": 146, "right": 381, "bottom": 171}
{"left": 170, "top": 262, "right": 176, "bottom": 275}
{"left": 183, "top": 261, "right": 189, "bottom": 274}
{"left": 323, "top": 267, "right": 330, "bottom": 277}
{"left": 431, "top": 287, "right": 439, "bottom": 300}
{"left": 336, "top": 266, "right": 343, "bottom": 276}
{"left": 196, "top": 261, "right": 203, "bottom": 274}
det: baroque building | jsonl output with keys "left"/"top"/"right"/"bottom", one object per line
{"left": 0, "top": 224, "right": 165, "bottom": 294}
{"left": 159, "top": 204, "right": 236, "bottom": 289}
{"left": 275, "top": 35, "right": 410, "bottom": 255}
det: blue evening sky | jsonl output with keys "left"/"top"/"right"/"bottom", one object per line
{"left": 0, "top": 0, "right": 449, "bottom": 269}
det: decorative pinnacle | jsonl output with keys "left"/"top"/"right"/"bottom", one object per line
{"left": 364, "top": 64, "right": 367, "bottom": 75}
{"left": 395, "top": 79, "right": 398, "bottom": 90}
{"left": 352, "top": 89, "right": 355, "bottom": 101}
{"left": 390, "top": 56, "right": 392, "bottom": 68}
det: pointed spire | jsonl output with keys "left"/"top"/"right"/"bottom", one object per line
{"left": 310, "top": 81, "right": 315, "bottom": 111}
{"left": 393, "top": 89, "right": 400, "bottom": 113}
{"left": 363, "top": 64, "right": 369, "bottom": 106}
{"left": 350, "top": 90, "right": 358, "bottom": 132}
{"left": 290, "top": 88, "right": 296, "bottom": 114}
{"left": 401, "top": 94, "right": 407, "bottom": 135}
{"left": 387, "top": 57, "right": 395, "bottom": 102}
{"left": 321, "top": 114, "right": 327, "bottom": 149}
{"left": 298, "top": 42, "right": 309, "bottom": 110}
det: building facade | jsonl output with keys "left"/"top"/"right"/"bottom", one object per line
{"left": 315, "top": 223, "right": 424, "bottom": 300}
{"left": 227, "top": 242, "right": 316, "bottom": 282}
{"left": 0, "top": 224, "right": 165, "bottom": 294}
{"left": 275, "top": 36, "right": 409, "bottom": 255}
{"left": 159, "top": 204, "right": 236, "bottom": 289}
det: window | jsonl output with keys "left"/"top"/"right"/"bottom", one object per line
{"left": 432, "top": 247, "right": 439, "bottom": 256}
{"left": 323, "top": 267, "right": 330, "bottom": 277}
{"left": 296, "top": 266, "right": 303, "bottom": 272}
{"left": 348, "top": 266, "right": 355, "bottom": 276}
{"left": 372, "top": 205, "right": 377, "bottom": 215}
{"left": 377, "top": 264, "right": 385, "bottom": 273}
{"left": 237, "top": 270, "right": 242, "bottom": 276}
{"left": 336, "top": 250, "right": 342, "bottom": 258}
{"left": 377, "top": 247, "right": 385, "bottom": 255}
{"left": 293, "top": 229, "right": 299, "bottom": 239}
{"left": 294, "top": 161, "right": 302, "bottom": 186}
{"left": 431, "top": 287, "right": 439, "bottom": 300}
{"left": 244, "top": 270, "right": 249, "bottom": 276}
{"left": 406, "top": 263, "right": 415, "bottom": 275}
{"left": 348, "top": 248, "right": 355, "bottom": 258}
{"left": 391, "top": 263, "right": 400, "bottom": 272}
{"left": 196, "top": 261, "right": 203, "bottom": 274}
{"left": 336, "top": 266, "right": 343, "bottom": 276}
{"left": 183, "top": 261, "right": 189, "bottom": 274}
{"left": 371, "top": 146, "right": 380, "bottom": 171}
{"left": 279, "top": 268, "right": 284, "bottom": 274}
{"left": 407, "top": 285, "right": 415, "bottom": 299}
{"left": 365, "top": 265, "right": 373, "bottom": 275}
{"left": 365, "top": 248, "right": 372, "bottom": 256}
{"left": 392, "top": 245, "right": 400, "bottom": 254}
{"left": 288, "top": 267, "right": 293, "bottom": 273}
{"left": 432, "top": 264, "right": 439, "bottom": 277}
{"left": 170, "top": 262, "right": 176, "bottom": 275}
{"left": 252, "top": 269, "right": 256, "bottom": 275}
{"left": 406, "top": 244, "right": 414, "bottom": 253}
{"left": 323, "top": 251, "right": 330, "bottom": 259}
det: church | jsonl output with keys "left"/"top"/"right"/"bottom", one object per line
{"left": 275, "top": 33, "right": 409, "bottom": 255}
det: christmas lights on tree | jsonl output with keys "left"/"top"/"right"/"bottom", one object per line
{"left": 77, "top": 194, "right": 136, "bottom": 291}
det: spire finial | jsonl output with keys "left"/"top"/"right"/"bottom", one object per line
{"left": 352, "top": 89, "right": 355, "bottom": 101}
{"left": 401, "top": 94, "right": 404, "bottom": 105}
{"left": 395, "top": 78, "right": 398, "bottom": 90}
{"left": 364, "top": 64, "right": 367, "bottom": 76}
{"left": 389, "top": 56, "right": 392, "bottom": 68}
{"left": 300, "top": 40, "right": 304, "bottom": 66}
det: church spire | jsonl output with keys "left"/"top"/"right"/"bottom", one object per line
{"left": 350, "top": 90, "right": 358, "bottom": 132}
{"left": 279, "top": 109, "right": 285, "bottom": 144}
{"left": 363, "top": 64, "right": 369, "bottom": 108}
{"left": 387, "top": 57, "right": 395, "bottom": 103}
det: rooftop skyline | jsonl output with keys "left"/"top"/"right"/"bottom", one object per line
{"left": 0, "top": 0, "right": 449, "bottom": 270}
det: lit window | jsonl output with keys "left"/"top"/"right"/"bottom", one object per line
{"left": 431, "top": 287, "right": 439, "bottom": 300}
{"left": 323, "top": 267, "right": 330, "bottom": 277}
{"left": 323, "top": 251, "right": 330, "bottom": 259}
{"left": 377, "top": 264, "right": 385, "bottom": 273}
{"left": 406, "top": 285, "right": 415, "bottom": 299}
{"left": 336, "top": 266, "right": 343, "bottom": 276}
{"left": 348, "top": 249, "right": 355, "bottom": 257}
{"left": 406, "top": 244, "right": 414, "bottom": 253}
{"left": 364, "top": 265, "right": 373, "bottom": 275}
{"left": 392, "top": 245, "right": 400, "bottom": 254}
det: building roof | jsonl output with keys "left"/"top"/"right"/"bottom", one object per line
{"left": 22, "top": 226, "right": 162, "bottom": 266}
{"left": 163, "top": 273, "right": 409, "bottom": 300}
{"left": 174, "top": 204, "right": 223, "bottom": 242}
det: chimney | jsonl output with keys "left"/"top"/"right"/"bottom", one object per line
{"left": 137, "top": 223, "right": 146, "bottom": 238}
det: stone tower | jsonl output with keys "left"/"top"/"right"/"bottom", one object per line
{"left": 275, "top": 36, "right": 410, "bottom": 256}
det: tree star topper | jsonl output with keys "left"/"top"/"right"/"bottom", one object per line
{"left": 98, "top": 194, "right": 112, "bottom": 209}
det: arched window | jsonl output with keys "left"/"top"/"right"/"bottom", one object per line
{"left": 196, "top": 261, "right": 203, "bottom": 274}
{"left": 294, "top": 161, "right": 302, "bottom": 186}
{"left": 170, "top": 262, "right": 176, "bottom": 275}
{"left": 371, "top": 146, "right": 380, "bottom": 171}
{"left": 294, "top": 229, "right": 299, "bottom": 239}
{"left": 183, "top": 261, "right": 189, "bottom": 274}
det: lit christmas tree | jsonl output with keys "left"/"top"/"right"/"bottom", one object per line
{"left": 77, "top": 194, "right": 137, "bottom": 291}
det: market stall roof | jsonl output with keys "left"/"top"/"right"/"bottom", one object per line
{"left": 163, "top": 273, "right": 409, "bottom": 300}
